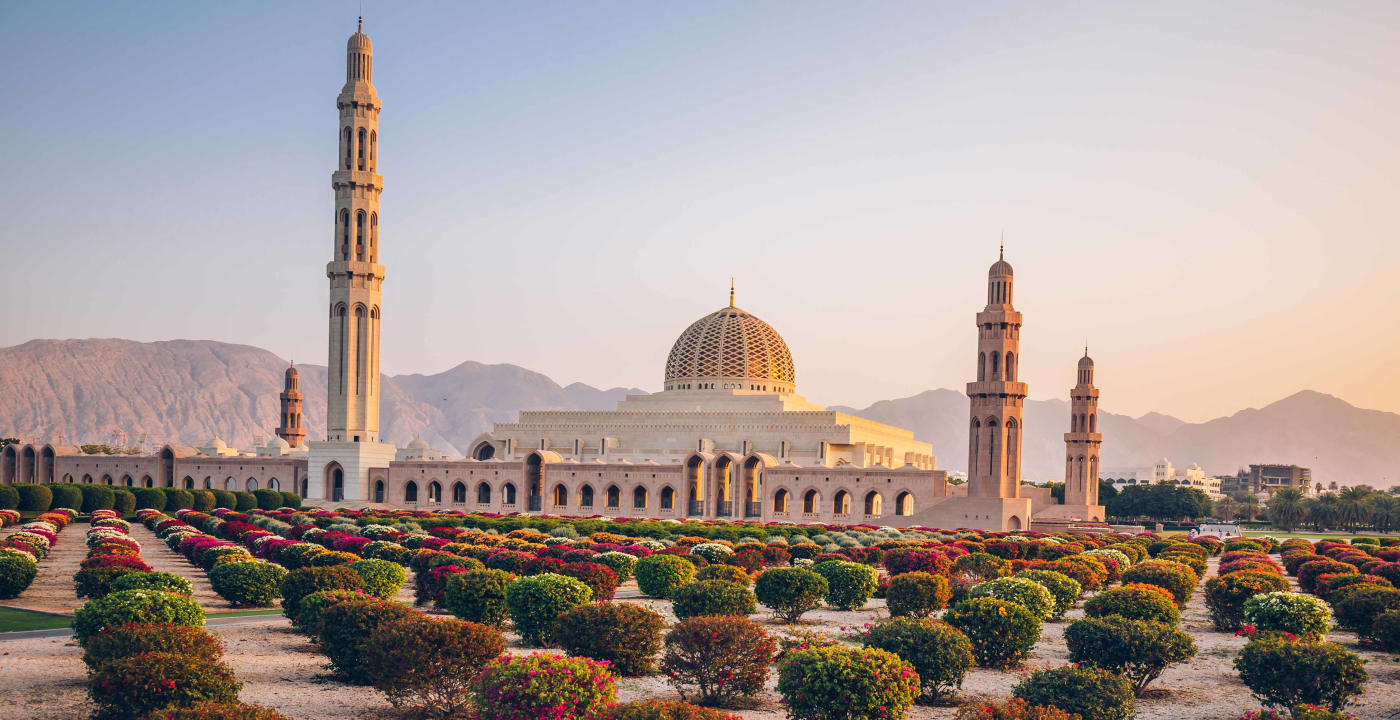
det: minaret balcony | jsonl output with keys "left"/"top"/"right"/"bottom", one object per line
{"left": 1063, "top": 432, "right": 1103, "bottom": 443}
{"left": 332, "top": 169, "right": 383, "bottom": 190}
{"left": 965, "top": 380, "right": 1029, "bottom": 398}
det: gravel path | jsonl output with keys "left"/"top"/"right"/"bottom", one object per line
{"left": 0, "top": 523, "right": 84, "bottom": 615}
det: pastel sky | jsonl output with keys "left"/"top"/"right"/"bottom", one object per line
{"left": 3, "top": 1, "right": 1398, "bottom": 422}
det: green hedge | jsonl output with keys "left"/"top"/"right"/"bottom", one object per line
{"left": 16, "top": 484, "right": 53, "bottom": 512}
{"left": 131, "top": 488, "right": 166, "bottom": 511}
{"left": 80, "top": 484, "right": 116, "bottom": 512}
{"left": 47, "top": 483, "right": 84, "bottom": 511}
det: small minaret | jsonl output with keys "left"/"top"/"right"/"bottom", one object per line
{"left": 1062, "top": 349, "right": 1102, "bottom": 509}
{"left": 966, "top": 246, "right": 1027, "bottom": 499}
{"left": 277, "top": 364, "right": 306, "bottom": 447}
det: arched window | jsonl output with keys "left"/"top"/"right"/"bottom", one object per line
{"left": 369, "top": 213, "right": 378, "bottom": 261}
{"left": 203, "top": 477, "right": 212, "bottom": 489}
{"left": 502, "top": 483, "right": 517, "bottom": 505}
{"left": 773, "top": 488, "right": 789, "bottom": 513}
{"left": 428, "top": 481, "right": 442, "bottom": 503}
{"left": 332, "top": 466, "right": 344, "bottom": 502}
{"left": 145, "top": 476, "right": 154, "bottom": 488}
{"left": 476, "top": 482, "right": 491, "bottom": 504}
{"left": 990, "top": 352, "right": 1000, "bottom": 379}
{"left": 355, "top": 211, "right": 365, "bottom": 261}
{"left": 970, "top": 419, "right": 981, "bottom": 477}
{"left": 473, "top": 443, "right": 495, "bottom": 461}
{"left": 62, "top": 473, "right": 74, "bottom": 484}
{"left": 633, "top": 486, "right": 647, "bottom": 509}
{"left": 660, "top": 486, "right": 675, "bottom": 510}
{"left": 357, "top": 127, "right": 366, "bottom": 170}
{"left": 224, "top": 476, "right": 235, "bottom": 490}
{"left": 803, "top": 489, "right": 818, "bottom": 514}
{"left": 375, "top": 480, "right": 385, "bottom": 503}
{"left": 405, "top": 481, "right": 419, "bottom": 503}
{"left": 1005, "top": 352, "right": 1015, "bottom": 380}
{"left": 183, "top": 476, "right": 194, "bottom": 489}
{"left": 344, "top": 127, "right": 353, "bottom": 169}
{"left": 1006, "top": 417, "right": 1019, "bottom": 481}
{"left": 579, "top": 485, "right": 594, "bottom": 507}
{"left": 340, "top": 209, "right": 350, "bottom": 260}
{"left": 369, "top": 130, "right": 377, "bottom": 171}
{"left": 864, "top": 491, "right": 882, "bottom": 516}
{"left": 987, "top": 418, "right": 1000, "bottom": 476}
{"left": 833, "top": 490, "right": 850, "bottom": 515}
{"left": 978, "top": 352, "right": 986, "bottom": 381}
{"left": 452, "top": 482, "right": 466, "bottom": 503}
{"left": 267, "top": 478, "right": 279, "bottom": 491}
{"left": 606, "top": 485, "right": 620, "bottom": 508}
{"left": 552, "top": 484, "right": 568, "bottom": 506}
{"left": 896, "top": 491, "right": 913, "bottom": 516}
{"left": 1089, "top": 413, "right": 1096, "bottom": 432}
{"left": 246, "top": 478, "right": 258, "bottom": 491}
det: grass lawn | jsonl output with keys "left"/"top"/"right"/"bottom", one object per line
{"left": 0, "top": 606, "right": 72, "bottom": 633}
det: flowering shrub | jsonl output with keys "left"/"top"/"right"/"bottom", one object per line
{"left": 562, "top": 561, "right": 620, "bottom": 602}
{"left": 1014, "top": 569, "right": 1080, "bottom": 618}
{"left": 884, "top": 548, "right": 952, "bottom": 576}
{"left": 505, "top": 572, "right": 593, "bottom": 645}
{"left": 954, "top": 552, "right": 1011, "bottom": 579}
{"left": 82, "top": 623, "right": 224, "bottom": 672}
{"left": 1083, "top": 583, "right": 1180, "bottom": 625}
{"left": 697, "top": 563, "right": 752, "bottom": 585}
{"left": 1065, "top": 616, "right": 1196, "bottom": 694}
{"left": 812, "top": 559, "right": 879, "bottom": 610}
{"left": 1332, "top": 584, "right": 1400, "bottom": 636}
{"left": 469, "top": 652, "right": 617, "bottom": 720}
{"left": 1234, "top": 636, "right": 1368, "bottom": 710}
{"left": 1012, "top": 665, "right": 1136, "bottom": 720}
{"left": 89, "top": 651, "right": 239, "bottom": 720}
{"left": 945, "top": 598, "right": 1042, "bottom": 668}
{"left": 885, "top": 571, "right": 952, "bottom": 618}
{"left": 690, "top": 542, "right": 735, "bottom": 563}
{"left": 134, "top": 701, "right": 295, "bottom": 720}
{"left": 777, "top": 645, "right": 920, "bottom": 720}
{"left": 346, "top": 558, "right": 407, "bottom": 599}
{"left": 317, "top": 598, "right": 421, "bottom": 683}
{"left": 1371, "top": 608, "right": 1400, "bottom": 652}
{"left": 279, "top": 565, "right": 364, "bottom": 619}
{"left": 208, "top": 560, "right": 286, "bottom": 607}
{"left": 559, "top": 602, "right": 667, "bottom": 675}
{"left": 109, "top": 571, "right": 194, "bottom": 596}
{"left": 753, "top": 567, "right": 828, "bottom": 623}
{"left": 1297, "top": 560, "right": 1357, "bottom": 594}
{"left": 662, "top": 615, "right": 775, "bottom": 706}
{"left": 292, "top": 588, "right": 372, "bottom": 636}
{"left": 0, "top": 549, "right": 39, "bottom": 599}
{"left": 606, "top": 699, "right": 743, "bottom": 720}
{"left": 362, "top": 616, "right": 505, "bottom": 717}
{"left": 953, "top": 699, "right": 1078, "bottom": 720}
{"left": 636, "top": 554, "right": 697, "bottom": 598}
{"left": 1314, "top": 573, "right": 1390, "bottom": 602}
{"left": 1204, "top": 571, "right": 1291, "bottom": 631}
{"left": 1242, "top": 592, "right": 1333, "bottom": 639}
{"left": 861, "top": 617, "right": 973, "bottom": 701}
{"left": 969, "top": 577, "right": 1056, "bottom": 621}
{"left": 1120, "top": 560, "right": 1198, "bottom": 605}
{"left": 672, "top": 579, "right": 756, "bottom": 620}
{"left": 594, "top": 551, "right": 639, "bottom": 582}
{"left": 440, "top": 568, "right": 514, "bottom": 626}
{"left": 74, "top": 590, "right": 206, "bottom": 643}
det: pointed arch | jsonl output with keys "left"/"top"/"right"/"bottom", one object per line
{"left": 833, "top": 489, "right": 850, "bottom": 515}
{"left": 476, "top": 481, "right": 491, "bottom": 504}
{"left": 802, "top": 489, "right": 819, "bottom": 514}
{"left": 324, "top": 463, "right": 344, "bottom": 502}
{"left": 404, "top": 480, "right": 419, "bottom": 503}
{"left": 374, "top": 479, "right": 386, "bottom": 503}
{"left": 428, "top": 481, "right": 442, "bottom": 503}
{"left": 633, "top": 486, "right": 648, "bottom": 510}
{"left": 552, "top": 483, "right": 569, "bottom": 507}
{"left": 660, "top": 486, "right": 676, "bottom": 511}
{"left": 579, "top": 484, "right": 594, "bottom": 508}
{"left": 864, "top": 491, "right": 883, "bottom": 516}
{"left": 452, "top": 481, "right": 466, "bottom": 503}
{"left": 605, "top": 484, "right": 621, "bottom": 509}
{"left": 895, "top": 491, "right": 913, "bottom": 516}
{"left": 502, "top": 482, "right": 517, "bottom": 506}
{"left": 773, "top": 488, "right": 790, "bottom": 514}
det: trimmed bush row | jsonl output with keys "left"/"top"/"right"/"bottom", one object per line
{"left": 1, "top": 508, "right": 76, "bottom": 598}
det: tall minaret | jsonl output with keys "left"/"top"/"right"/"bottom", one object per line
{"left": 966, "top": 247, "right": 1026, "bottom": 499}
{"left": 326, "top": 17, "right": 385, "bottom": 444}
{"left": 276, "top": 364, "right": 306, "bottom": 448}
{"left": 1062, "top": 349, "right": 1102, "bottom": 509}
{"left": 308, "top": 20, "right": 397, "bottom": 503}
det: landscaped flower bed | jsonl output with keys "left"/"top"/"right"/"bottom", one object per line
{"left": 0, "top": 508, "right": 75, "bottom": 599}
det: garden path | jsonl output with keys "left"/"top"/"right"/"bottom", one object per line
{"left": 125, "top": 520, "right": 232, "bottom": 611}
{"left": 0, "top": 521, "right": 84, "bottom": 614}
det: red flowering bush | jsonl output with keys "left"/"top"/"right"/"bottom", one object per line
{"left": 82, "top": 623, "right": 223, "bottom": 672}
{"left": 1120, "top": 561, "right": 1198, "bottom": 605}
{"left": 317, "top": 598, "right": 421, "bottom": 683}
{"left": 697, "top": 564, "right": 753, "bottom": 585}
{"left": 952, "top": 699, "right": 1078, "bottom": 720}
{"left": 469, "top": 652, "right": 617, "bottom": 720}
{"left": 860, "top": 617, "right": 973, "bottom": 701}
{"left": 559, "top": 602, "right": 667, "bottom": 675}
{"left": 89, "top": 651, "right": 239, "bottom": 720}
{"left": 777, "top": 645, "right": 920, "bottom": 720}
{"left": 362, "top": 616, "right": 505, "bottom": 718}
{"left": 292, "top": 588, "right": 373, "bottom": 636}
{"left": 884, "top": 548, "right": 952, "bottom": 576}
{"left": 1039, "top": 557, "right": 1105, "bottom": 592}
{"left": 1331, "top": 584, "right": 1400, "bottom": 636}
{"left": 485, "top": 548, "right": 535, "bottom": 574}
{"left": 1083, "top": 583, "right": 1180, "bottom": 625}
{"left": 1297, "top": 560, "right": 1356, "bottom": 594}
{"left": 1204, "top": 571, "right": 1291, "bottom": 631}
{"left": 562, "top": 561, "right": 620, "bottom": 602}
{"left": 1371, "top": 609, "right": 1400, "bottom": 652}
{"left": 279, "top": 565, "right": 364, "bottom": 619}
{"left": 661, "top": 616, "right": 776, "bottom": 706}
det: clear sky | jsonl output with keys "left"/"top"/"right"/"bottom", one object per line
{"left": 3, "top": 1, "right": 1398, "bottom": 422}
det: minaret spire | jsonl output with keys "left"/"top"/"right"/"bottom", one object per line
{"left": 729, "top": 277, "right": 735, "bottom": 307}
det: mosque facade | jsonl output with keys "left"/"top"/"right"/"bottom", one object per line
{"left": 0, "top": 22, "right": 1108, "bottom": 532}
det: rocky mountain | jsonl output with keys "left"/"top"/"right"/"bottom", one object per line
{"left": 2, "top": 339, "right": 1395, "bottom": 488}
{"left": 0, "top": 339, "right": 641, "bottom": 456}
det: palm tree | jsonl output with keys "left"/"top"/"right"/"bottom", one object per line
{"left": 1336, "top": 486, "right": 1372, "bottom": 531}
{"left": 1304, "top": 496, "right": 1335, "bottom": 531}
{"left": 1365, "top": 493, "right": 1399, "bottom": 533}
{"left": 1237, "top": 494, "right": 1260, "bottom": 522}
{"left": 1212, "top": 497, "right": 1238, "bottom": 521}
{"left": 1267, "top": 488, "right": 1306, "bottom": 532}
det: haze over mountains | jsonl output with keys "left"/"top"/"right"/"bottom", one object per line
{"left": 2, "top": 339, "right": 1395, "bottom": 488}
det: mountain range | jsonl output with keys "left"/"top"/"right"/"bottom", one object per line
{"left": 2, "top": 338, "right": 1395, "bottom": 487}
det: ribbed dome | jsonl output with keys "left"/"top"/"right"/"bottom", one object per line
{"left": 348, "top": 31, "right": 372, "bottom": 52}
{"left": 1078, "top": 354, "right": 1094, "bottom": 368}
{"left": 664, "top": 305, "right": 795, "bottom": 389}
{"left": 989, "top": 258, "right": 1014, "bottom": 277}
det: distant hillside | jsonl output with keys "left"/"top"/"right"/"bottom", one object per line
{"left": 2, "top": 339, "right": 1394, "bottom": 487}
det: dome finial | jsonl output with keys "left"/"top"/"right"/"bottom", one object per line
{"left": 999, "top": 230, "right": 1004, "bottom": 260}
{"left": 729, "top": 276, "right": 735, "bottom": 308}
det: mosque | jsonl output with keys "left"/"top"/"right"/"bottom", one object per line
{"left": 0, "top": 22, "right": 1106, "bottom": 530}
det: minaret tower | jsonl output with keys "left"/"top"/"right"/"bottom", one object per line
{"left": 1060, "top": 349, "right": 1105, "bottom": 520}
{"left": 308, "top": 19, "right": 398, "bottom": 503}
{"left": 958, "top": 246, "right": 1033, "bottom": 530}
{"left": 967, "top": 247, "right": 1026, "bottom": 498}
{"left": 276, "top": 364, "right": 306, "bottom": 448}
{"left": 326, "top": 17, "right": 385, "bottom": 443}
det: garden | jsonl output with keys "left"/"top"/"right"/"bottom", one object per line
{"left": 1, "top": 487, "right": 1398, "bottom": 720}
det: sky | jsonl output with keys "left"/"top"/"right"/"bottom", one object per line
{"left": 2, "top": 1, "right": 1398, "bottom": 423}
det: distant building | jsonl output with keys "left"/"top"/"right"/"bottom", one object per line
{"left": 1103, "top": 459, "right": 1222, "bottom": 498}
{"left": 1221, "top": 464, "right": 1312, "bottom": 497}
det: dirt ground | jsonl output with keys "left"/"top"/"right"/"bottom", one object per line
{"left": 4, "top": 551, "right": 1399, "bottom": 720}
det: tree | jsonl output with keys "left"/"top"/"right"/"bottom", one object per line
{"left": 1364, "top": 493, "right": 1399, "bottom": 533}
{"left": 0, "top": 438, "right": 19, "bottom": 451}
{"left": 1234, "top": 494, "right": 1260, "bottom": 522}
{"left": 1106, "top": 484, "right": 1211, "bottom": 522}
{"left": 1212, "top": 498, "right": 1238, "bottom": 522}
{"left": 1336, "top": 486, "right": 1372, "bottom": 531}
{"left": 1098, "top": 479, "right": 1119, "bottom": 505}
{"left": 1267, "top": 489, "right": 1306, "bottom": 532}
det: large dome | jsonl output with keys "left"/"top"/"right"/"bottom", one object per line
{"left": 664, "top": 305, "right": 795, "bottom": 392}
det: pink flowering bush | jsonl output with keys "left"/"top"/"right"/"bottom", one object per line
{"left": 777, "top": 645, "right": 921, "bottom": 720}
{"left": 468, "top": 652, "right": 617, "bottom": 720}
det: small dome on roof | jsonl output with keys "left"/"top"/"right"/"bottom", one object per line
{"left": 206, "top": 437, "right": 226, "bottom": 450}
{"left": 268, "top": 437, "right": 291, "bottom": 450}
{"left": 1078, "top": 354, "right": 1094, "bottom": 368}
{"left": 407, "top": 437, "right": 430, "bottom": 451}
